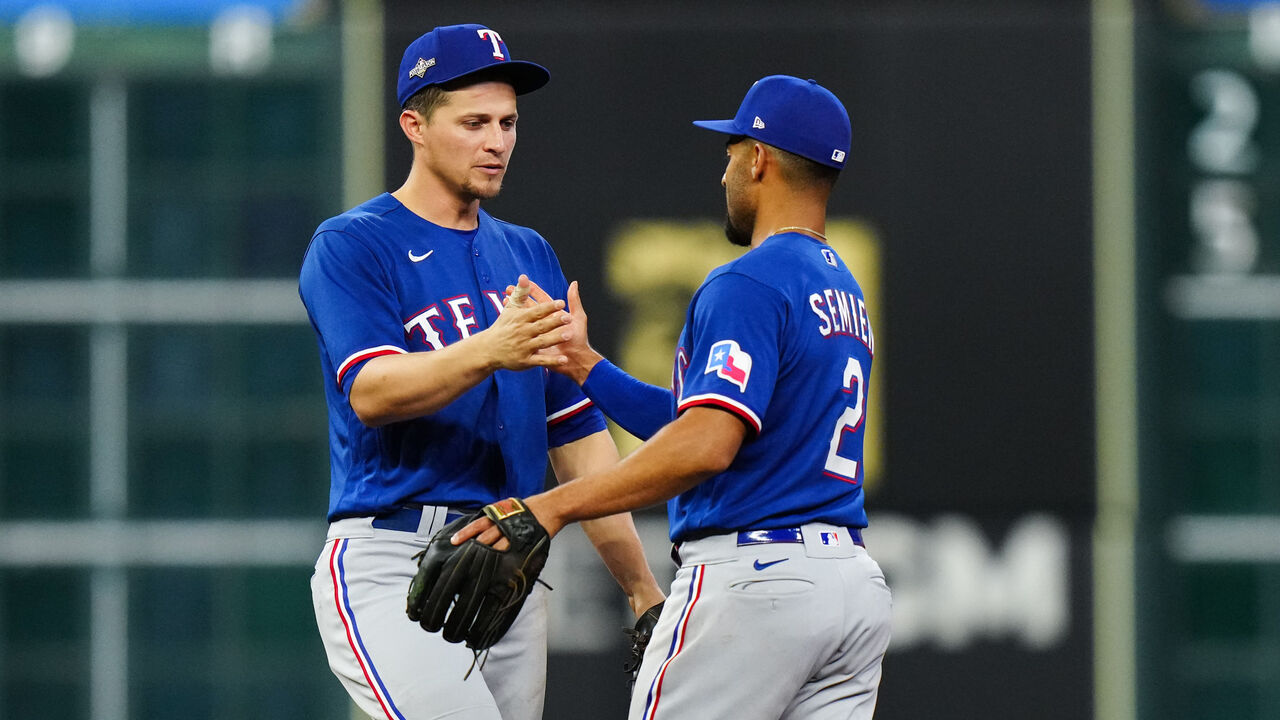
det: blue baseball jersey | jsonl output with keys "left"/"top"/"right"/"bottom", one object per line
{"left": 668, "top": 231, "right": 875, "bottom": 542}
{"left": 298, "top": 193, "right": 605, "bottom": 521}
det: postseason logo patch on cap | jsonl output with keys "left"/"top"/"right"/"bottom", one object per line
{"left": 409, "top": 57, "right": 435, "bottom": 79}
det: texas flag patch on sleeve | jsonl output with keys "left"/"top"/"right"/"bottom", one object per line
{"left": 704, "top": 339, "right": 753, "bottom": 392}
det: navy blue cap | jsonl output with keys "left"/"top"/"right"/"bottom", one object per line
{"left": 397, "top": 24, "right": 550, "bottom": 107}
{"left": 693, "top": 75, "right": 851, "bottom": 169}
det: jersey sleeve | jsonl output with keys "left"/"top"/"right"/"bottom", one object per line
{"left": 298, "top": 229, "right": 407, "bottom": 395}
{"left": 676, "top": 271, "right": 786, "bottom": 434}
{"left": 581, "top": 358, "right": 673, "bottom": 440}
{"left": 545, "top": 370, "right": 607, "bottom": 447}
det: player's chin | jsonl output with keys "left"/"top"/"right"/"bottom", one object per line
{"left": 723, "top": 214, "right": 752, "bottom": 247}
{"left": 464, "top": 176, "right": 505, "bottom": 200}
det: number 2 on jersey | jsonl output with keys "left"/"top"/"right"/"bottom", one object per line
{"left": 823, "top": 356, "right": 865, "bottom": 484}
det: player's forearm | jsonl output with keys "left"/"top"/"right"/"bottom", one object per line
{"left": 580, "top": 359, "right": 674, "bottom": 440}
{"left": 578, "top": 514, "right": 666, "bottom": 616}
{"left": 351, "top": 284, "right": 573, "bottom": 425}
{"left": 348, "top": 336, "right": 497, "bottom": 425}
{"left": 531, "top": 407, "right": 746, "bottom": 534}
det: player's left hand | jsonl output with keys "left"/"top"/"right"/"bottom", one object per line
{"left": 407, "top": 498, "right": 552, "bottom": 651}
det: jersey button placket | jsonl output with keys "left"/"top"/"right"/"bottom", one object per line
{"left": 473, "top": 246, "right": 490, "bottom": 286}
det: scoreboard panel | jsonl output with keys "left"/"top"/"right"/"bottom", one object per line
{"left": 1138, "top": 1, "right": 1280, "bottom": 718}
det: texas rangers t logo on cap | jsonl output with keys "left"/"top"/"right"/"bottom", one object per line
{"left": 477, "top": 28, "right": 506, "bottom": 59}
{"left": 705, "top": 339, "right": 752, "bottom": 391}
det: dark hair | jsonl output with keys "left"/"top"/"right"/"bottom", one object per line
{"left": 728, "top": 135, "right": 839, "bottom": 189}
{"left": 403, "top": 84, "right": 451, "bottom": 122}
{"left": 771, "top": 145, "right": 840, "bottom": 190}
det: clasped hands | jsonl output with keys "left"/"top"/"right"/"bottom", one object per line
{"left": 482, "top": 274, "right": 574, "bottom": 371}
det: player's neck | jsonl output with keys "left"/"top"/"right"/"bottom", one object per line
{"left": 392, "top": 174, "right": 482, "bottom": 230}
{"left": 749, "top": 184, "right": 830, "bottom": 248}
{"left": 751, "top": 206, "right": 828, "bottom": 248}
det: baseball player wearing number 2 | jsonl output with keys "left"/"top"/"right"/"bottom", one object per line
{"left": 458, "top": 76, "right": 892, "bottom": 719}
{"left": 298, "top": 24, "right": 663, "bottom": 720}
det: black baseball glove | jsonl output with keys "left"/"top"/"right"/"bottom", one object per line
{"left": 406, "top": 498, "right": 551, "bottom": 652}
{"left": 624, "top": 601, "right": 664, "bottom": 688}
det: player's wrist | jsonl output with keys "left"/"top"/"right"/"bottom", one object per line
{"left": 567, "top": 349, "right": 604, "bottom": 385}
{"left": 522, "top": 494, "right": 564, "bottom": 538}
{"left": 467, "top": 328, "right": 506, "bottom": 372}
{"left": 628, "top": 585, "right": 666, "bottom": 619}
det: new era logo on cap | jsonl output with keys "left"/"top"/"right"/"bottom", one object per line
{"left": 753, "top": 116, "right": 766, "bottom": 129}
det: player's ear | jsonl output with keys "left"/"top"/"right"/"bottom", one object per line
{"left": 750, "top": 142, "right": 766, "bottom": 181}
{"left": 399, "top": 109, "right": 426, "bottom": 146}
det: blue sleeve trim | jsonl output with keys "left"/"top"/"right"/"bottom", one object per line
{"left": 546, "top": 404, "right": 608, "bottom": 448}
{"left": 581, "top": 359, "right": 674, "bottom": 440}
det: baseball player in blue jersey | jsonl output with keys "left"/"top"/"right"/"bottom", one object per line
{"left": 299, "top": 24, "right": 664, "bottom": 720}
{"left": 456, "top": 75, "right": 893, "bottom": 719}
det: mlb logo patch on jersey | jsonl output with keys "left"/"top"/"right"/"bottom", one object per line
{"left": 820, "top": 531, "right": 841, "bottom": 546}
{"left": 705, "top": 340, "right": 752, "bottom": 392}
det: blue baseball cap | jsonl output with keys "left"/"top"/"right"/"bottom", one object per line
{"left": 693, "top": 75, "right": 851, "bottom": 169}
{"left": 397, "top": 24, "right": 550, "bottom": 107}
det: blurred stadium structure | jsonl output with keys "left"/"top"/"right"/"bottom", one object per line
{"left": 0, "top": 0, "right": 1276, "bottom": 718}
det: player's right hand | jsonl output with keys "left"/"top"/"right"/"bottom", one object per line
{"left": 556, "top": 281, "right": 605, "bottom": 385}
{"left": 482, "top": 274, "right": 573, "bottom": 371}
{"left": 505, "top": 278, "right": 603, "bottom": 385}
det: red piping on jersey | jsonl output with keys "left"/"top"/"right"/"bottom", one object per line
{"left": 822, "top": 470, "right": 861, "bottom": 486}
{"left": 335, "top": 347, "right": 405, "bottom": 389}
{"left": 678, "top": 396, "right": 762, "bottom": 434}
{"left": 547, "top": 397, "right": 593, "bottom": 426}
